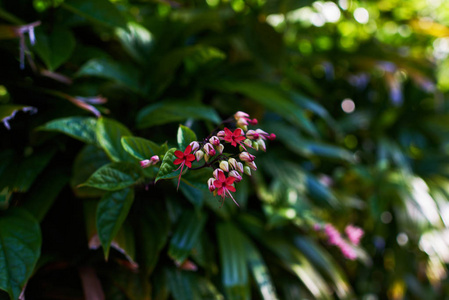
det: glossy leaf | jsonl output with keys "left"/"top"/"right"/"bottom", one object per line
{"left": 38, "top": 117, "right": 98, "bottom": 145}
{"left": 217, "top": 222, "right": 250, "bottom": 300}
{"left": 77, "top": 58, "right": 143, "bottom": 94}
{"left": 81, "top": 162, "right": 142, "bottom": 191}
{"left": 96, "top": 118, "right": 133, "bottom": 162}
{"left": 116, "top": 22, "right": 153, "bottom": 64}
{"left": 62, "top": 0, "right": 127, "bottom": 28}
{"left": 168, "top": 210, "right": 207, "bottom": 264}
{"left": 70, "top": 144, "right": 110, "bottom": 198}
{"left": 121, "top": 136, "right": 164, "bottom": 161}
{"left": 166, "top": 269, "right": 223, "bottom": 300}
{"left": 33, "top": 27, "right": 75, "bottom": 71}
{"left": 96, "top": 188, "right": 134, "bottom": 259}
{"left": 136, "top": 101, "right": 221, "bottom": 129}
{"left": 177, "top": 125, "right": 197, "bottom": 151}
{"left": 0, "top": 208, "right": 41, "bottom": 300}
{"left": 155, "top": 148, "right": 181, "bottom": 183}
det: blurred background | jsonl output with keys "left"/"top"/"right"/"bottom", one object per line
{"left": 1, "top": 0, "right": 449, "bottom": 299}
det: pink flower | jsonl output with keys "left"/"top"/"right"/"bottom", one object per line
{"left": 217, "top": 130, "right": 225, "bottom": 139}
{"left": 223, "top": 127, "right": 246, "bottom": 147}
{"left": 189, "top": 141, "right": 200, "bottom": 153}
{"left": 207, "top": 178, "right": 215, "bottom": 192}
{"left": 339, "top": 241, "right": 357, "bottom": 260}
{"left": 173, "top": 145, "right": 195, "bottom": 190}
{"left": 246, "top": 161, "right": 257, "bottom": 171}
{"left": 345, "top": 225, "right": 364, "bottom": 246}
{"left": 213, "top": 171, "right": 239, "bottom": 206}
{"left": 140, "top": 155, "right": 159, "bottom": 168}
{"left": 239, "top": 152, "right": 255, "bottom": 162}
{"left": 209, "top": 136, "right": 220, "bottom": 146}
{"left": 203, "top": 143, "right": 216, "bottom": 156}
{"left": 255, "top": 129, "right": 276, "bottom": 141}
{"left": 246, "top": 130, "right": 260, "bottom": 140}
{"left": 324, "top": 224, "right": 343, "bottom": 246}
{"left": 234, "top": 111, "right": 258, "bottom": 125}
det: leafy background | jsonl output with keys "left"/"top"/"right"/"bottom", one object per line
{"left": 1, "top": 0, "right": 449, "bottom": 299}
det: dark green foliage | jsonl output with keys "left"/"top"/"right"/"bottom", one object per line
{"left": 1, "top": 0, "right": 449, "bottom": 299}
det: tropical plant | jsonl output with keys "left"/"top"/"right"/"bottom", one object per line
{"left": 1, "top": 0, "right": 449, "bottom": 299}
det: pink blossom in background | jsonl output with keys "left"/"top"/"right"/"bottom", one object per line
{"left": 345, "top": 224, "right": 364, "bottom": 245}
{"left": 324, "top": 224, "right": 343, "bottom": 246}
{"left": 339, "top": 241, "right": 357, "bottom": 260}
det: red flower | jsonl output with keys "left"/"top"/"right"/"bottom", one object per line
{"left": 223, "top": 127, "right": 245, "bottom": 148}
{"left": 213, "top": 171, "right": 239, "bottom": 206}
{"left": 173, "top": 145, "right": 195, "bottom": 190}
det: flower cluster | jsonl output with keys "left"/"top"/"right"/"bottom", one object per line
{"left": 171, "top": 111, "right": 275, "bottom": 207}
{"left": 316, "top": 223, "right": 364, "bottom": 260}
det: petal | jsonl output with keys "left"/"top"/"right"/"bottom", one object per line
{"left": 184, "top": 145, "right": 192, "bottom": 155}
{"left": 214, "top": 180, "right": 223, "bottom": 188}
{"left": 227, "top": 186, "right": 236, "bottom": 193}
{"left": 234, "top": 128, "right": 243, "bottom": 136}
{"left": 185, "top": 160, "right": 192, "bottom": 168}
{"left": 173, "top": 158, "right": 184, "bottom": 165}
{"left": 174, "top": 150, "right": 184, "bottom": 158}
{"left": 218, "top": 171, "right": 226, "bottom": 182}
{"left": 216, "top": 187, "right": 224, "bottom": 196}
{"left": 224, "top": 127, "right": 232, "bottom": 135}
{"left": 186, "top": 154, "right": 195, "bottom": 161}
{"left": 226, "top": 177, "right": 236, "bottom": 185}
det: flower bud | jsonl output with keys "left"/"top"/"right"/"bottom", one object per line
{"left": 204, "top": 143, "right": 216, "bottom": 156}
{"left": 189, "top": 141, "right": 200, "bottom": 153}
{"left": 140, "top": 160, "right": 151, "bottom": 168}
{"left": 246, "top": 161, "right": 257, "bottom": 171}
{"left": 239, "top": 151, "right": 255, "bottom": 162}
{"left": 229, "top": 170, "right": 242, "bottom": 182}
{"left": 219, "top": 161, "right": 229, "bottom": 172}
{"left": 235, "top": 111, "right": 250, "bottom": 119}
{"left": 217, "top": 144, "right": 224, "bottom": 154}
{"left": 243, "top": 139, "right": 252, "bottom": 148}
{"left": 217, "top": 130, "right": 225, "bottom": 139}
{"left": 244, "top": 166, "right": 252, "bottom": 176}
{"left": 228, "top": 158, "right": 237, "bottom": 170}
{"left": 248, "top": 118, "right": 258, "bottom": 125}
{"left": 257, "top": 139, "right": 266, "bottom": 151}
{"left": 195, "top": 150, "right": 204, "bottom": 161}
{"left": 252, "top": 141, "right": 259, "bottom": 151}
{"left": 268, "top": 133, "right": 276, "bottom": 141}
{"left": 150, "top": 155, "right": 160, "bottom": 164}
{"left": 213, "top": 168, "right": 224, "bottom": 180}
{"left": 236, "top": 162, "right": 244, "bottom": 173}
{"left": 204, "top": 153, "right": 210, "bottom": 162}
{"left": 237, "top": 118, "right": 248, "bottom": 128}
{"left": 207, "top": 178, "right": 215, "bottom": 192}
{"left": 209, "top": 136, "right": 220, "bottom": 146}
{"left": 246, "top": 130, "right": 260, "bottom": 140}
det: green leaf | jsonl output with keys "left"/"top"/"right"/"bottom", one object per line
{"left": 136, "top": 201, "right": 169, "bottom": 276}
{"left": 179, "top": 180, "right": 203, "bottom": 209}
{"left": 243, "top": 238, "right": 279, "bottom": 300}
{"left": 33, "top": 27, "right": 75, "bottom": 71}
{"left": 70, "top": 145, "right": 110, "bottom": 198}
{"left": 81, "top": 162, "right": 142, "bottom": 191}
{"left": 217, "top": 222, "right": 250, "bottom": 300}
{"left": 112, "top": 221, "right": 136, "bottom": 264}
{"left": 177, "top": 125, "right": 197, "bottom": 150}
{"left": 96, "top": 118, "right": 133, "bottom": 162}
{"left": 22, "top": 166, "right": 69, "bottom": 222}
{"left": 96, "top": 188, "right": 134, "bottom": 259}
{"left": 38, "top": 117, "right": 98, "bottom": 145}
{"left": 77, "top": 58, "right": 143, "bottom": 94}
{"left": 0, "top": 208, "right": 41, "bottom": 300}
{"left": 166, "top": 269, "right": 224, "bottom": 300}
{"left": 155, "top": 148, "right": 182, "bottom": 183}
{"left": 121, "top": 136, "right": 164, "bottom": 161}
{"left": 168, "top": 210, "right": 207, "bottom": 264}
{"left": 62, "top": 0, "right": 127, "bottom": 28}
{"left": 136, "top": 101, "right": 221, "bottom": 129}
{"left": 116, "top": 22, "right": 154, "bottom": 64}
{"left": 211, "top": 80, "right": 318, "bottom": 137}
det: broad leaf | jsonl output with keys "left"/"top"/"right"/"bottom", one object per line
{"left": 177, "top": 125, "right": 197, "bottom": 150}
{"left": 116, "top": 22, "right": 154, "bottom": 65}
{"left": 96, "top": 118, "right": 133, "bottom": 162}
{"left": 155, "top": 148, "right": 182, "bottom": 183}
{"left": 168, "top": 210, "right": 207, "bottom": 264}
{"left": 81, "top": 162, "right": 142, "bottom": 191}
{"left": 77, "top": 58, "right": 143, "bottom": 94}
{"left": 62, "top": 0, "right": 127, "bottom": 28}
{"left": 0, "top": 208, "right": 41, "bottom": 300}
{"left": 217, "top": 222, "right": 250, "bottom": 300}
{"left": 38, "top": 117, "right": 98, "bottom": 145}
{"left": 166, "top": 269, "right": 223, "bottom": 300}
{"left": 33, "top": 27, "right": 75, "bottom": 71}
{"left": 121, "top": 136, "right": 164, "bottom": 161}
{"left": 97, "top": 188, "right": 134, "bottom": 259}
{"left": 136, "top": 101, "right": 221, "bottom": 129}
